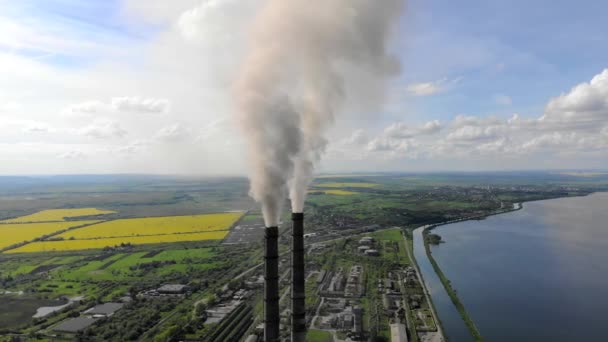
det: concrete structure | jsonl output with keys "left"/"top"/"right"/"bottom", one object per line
{"left": 53, "top": 317, "right": 99, "bottom": 333}
{"left": 245, "top": 335, "right": 259, "bottom": 342}
{"left": 157, "top": 284, "right": 190, "bottom": 294}
{"left": 390, "top": 323, "right": 409, "bottom": 342}
{"left": 358, "top": 245, "right": 371, "bottom": 253}
{"left": 353, "top": 306, "right": 363, "bottom": 333}
{"left": 364, "top": 249, "right": 380, "bottom": 256}
{"left": 316, "top": 270, "right": 327, "bottom": 284}
{"left": 264, "top": 226, "right": 280, "bottom": 342}
{"left": 359, "top": 237, "right": 373, "bottom": 245}
{"left": 291, "top": 212, "right": 306, "bottom": 342}
{"left": 84, "top": 302, "right": 124, "bottom": 317}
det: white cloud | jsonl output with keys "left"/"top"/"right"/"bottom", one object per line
{"left": 542, "top": 69, "right": 608, "bottom": 124}
{"left": 155, "top": 123, "right": 190, "bottom": 142}
{"left": 22, "top": 121, "right": 53, "bottom": 133}
{"left": 345, "top": 129, "right": 369, "bottom": 145}
{"left": 345, "top": 69, "right": 608, "bottom": 166}
{"left": 407, "top": 81, "right": 443, "bottom": 96}
{"left": 405, "top": 78, "right": 460, "bottom": 97}
{"left": 78, "top": 120, "right": 128, "bottom": 139}
{"left": 420, "top": 120, "right": 442, "bottom": 134}
{"left": 383, "top": 120, "right": 442, "bottom": 139}
{"left": 447, "top": 125, "right": 504, "bottom": 142}
{"left": 111, "top": 97, "right": 170, "bottom": 114}
{"left": 58, "top": 150, "right": 86, "bottom": 160}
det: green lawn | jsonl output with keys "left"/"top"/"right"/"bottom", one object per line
{"left": 373, "top": 228, "right": 403, "bottom": 242}
{"left": 306, "top": 329, "right": 333, "bottom": 342}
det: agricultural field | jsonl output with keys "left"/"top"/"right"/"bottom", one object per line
{"left": 2, "top": 208, "right": 115, "bottom": 223}
{"left": 321, "top": 189, "right": 358, "bottom": 195}
{"left": 0, "top": 221, "right": 100, "bottom": 250}
{"left": 57, "top": 213, "right": 242, "bottom": 239}
{"left": 2, "top": 212, "right": 243, "bottom": 254}
{"left": 314, "top": 182, "right": 378, "bottom": 188}
{"left": 6, "top": 231, "right": 230, "bottom": 253}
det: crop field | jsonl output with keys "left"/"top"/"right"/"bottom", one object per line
{"left": 6, "top": 231, "right": 229, "bottom": 253}
{"left": 57, "top": 212, "right": 242, "bottom": 240}
{"left": 0, "top": 221, "right": 100, "bottom": 250}
{"left": 2, "top": 208, "right": 115, "bottom": 223}
{"left": 52, "top": 248, "right": 219, "bottom": 281}
{"left": 314, "top": 182, "right": 378, "bottom": 188}
{"left": 322, "top": 189, "right": 357, "bottom": 195}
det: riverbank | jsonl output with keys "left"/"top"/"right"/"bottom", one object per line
{"left": 420, "top": 203, "right": 524, "bottom": 342}
{"left": 404, "top": 231, "right": 446, "bottom": 342}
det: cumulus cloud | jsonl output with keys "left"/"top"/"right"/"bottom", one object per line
{"left": 355, "top": 69, "right": 608, "bottom": 164}
{"left": 78, "top": 120, "right": 128, "bottom": 139}
{"left": 155, "top": 123, "right": 190, "bottom": 142}
{"left": 365, "top": 120, "right": 440, "bottom": 155}
{"left": 447, "top": 125, "right": 504, "bottom": 142}
{"left": 115, "top": 140, "right": 150, "bottom": 155}
{"left": 406, "top": 78, "right": 460, "bottom": 96}
{"left": 111, "top": 97, "right": 170, "bottom": 113}
{"left": 58, "top": 150, "right": 86, "bottom": 159}
{"left": 407, "top": 81, "right": 443, "bottom": 96}
{"left": 543, "top": 69, "right": 608, "bottom": 124}
{"left": 346, "top": 129, "right": 369, "bottom": 145}
{"left": 384, "top": 120, "right": 442, "bottom": 139}
{"left": 22, "top": 121, "right": 53, "bottom": 133}
{"left": 61, "top": 101, "right": 107, "bottom": 119}
{"left": 177, "top": 0, "right": 246, "bottom": 42}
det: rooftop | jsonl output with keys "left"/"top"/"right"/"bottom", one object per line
{"left": 85, "top": 302, "right": 124, "bottom": 316}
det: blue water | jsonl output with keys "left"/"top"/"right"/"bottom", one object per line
{"left": 427, "top": 192, "right": 608, "bottom": 342}
{"left": 414, "top": 227, "right": 473, "bottom": 342}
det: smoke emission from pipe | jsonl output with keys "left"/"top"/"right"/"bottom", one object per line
{"left": 234, "top": 0, "right": 404, "bottom": 225}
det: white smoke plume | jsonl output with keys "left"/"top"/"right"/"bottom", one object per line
{"left": 234, "top": 0, "right": 404, "bottom": 226}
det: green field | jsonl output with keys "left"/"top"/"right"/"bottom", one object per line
{"left": 306, "top": 329, "right": 334, "bottom": 342}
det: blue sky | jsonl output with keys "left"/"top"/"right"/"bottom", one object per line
{"left": 393, "top": 0, "right": 608, "bottom": 122}
{"left": 0, "top": 0, "right": 607, "bottom": 174}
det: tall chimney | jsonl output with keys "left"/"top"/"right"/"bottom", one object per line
{"left": 291, "top": 213, "right": 306, "bottom": 342}
{"left": 264, "top": 226, "right": 280, "bottom": 342}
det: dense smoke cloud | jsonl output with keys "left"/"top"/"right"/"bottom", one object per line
{"left": 234, "top": 0, "right": 404, "bottom": 226}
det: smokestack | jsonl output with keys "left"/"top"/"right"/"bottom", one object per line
{"left": 291, "top": 213, "right": 306, "bottom": 342}
{"left": 264, "top": 226, "right": 280, "bottom": 342}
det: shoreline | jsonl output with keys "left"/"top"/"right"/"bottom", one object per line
{"left": 404, "top": 230, "right": 446, "bottom": 341}
{"left": 418, "top": 202, "right": 525, "bottom": 342}
{"left": 418, "top": 191, "right": 602, "bottom": 341}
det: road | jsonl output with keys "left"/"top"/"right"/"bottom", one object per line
{"left": 403, "top": 231, "right": 445, "bottom": 342}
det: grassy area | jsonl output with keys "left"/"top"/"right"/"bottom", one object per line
{"left": 314, "top": 182, "right": 378, "bottom": 188}
{"left": 423, "top": 228, "right": 483, "bottom": 341}
{"left": 306, "top": 329, "right": 334, "bottom": 342}
{"left": 322, "top": 190, "right": 358, "bottom": 195}
{"left": 373, "top": 228, "right": 403, "bottom": 242}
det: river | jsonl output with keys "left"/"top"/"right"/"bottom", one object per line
{"left": 415, "top": 192, "right": 608, "bottom": 341}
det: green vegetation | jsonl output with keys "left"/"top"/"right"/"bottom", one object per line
{"left": 425, "top": 233, "right": 443, "bottom": 245}
{"left": 306, "top": 328, "right": 334, "bottom": 342}
{"left": 1, "top": 173, "right": 606, "bottom": 340}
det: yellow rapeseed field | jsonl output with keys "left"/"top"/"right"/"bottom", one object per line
{"left": 2, "top": 208, "right": 115, "bottom": 223}
{"left": 315, "top": 182, "right": 377, "bottom": 188}
{"left": 6, "top": 231, "right": 229, "bottom": 253}
{"left": 0, "top": 221, "right": 100, "bottom": 249}
{"left": 57, "top": 212, "right": 242, "bottom": 240}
